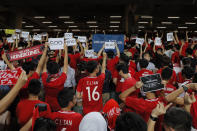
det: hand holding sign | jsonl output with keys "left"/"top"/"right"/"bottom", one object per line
{"left": 105, "top": 42, "right": 115, "bottom": 49}
{"left": 49, "top": 38, "right": 64, "bottom": 50}
{"left": 167, "top": 33, "right": 174, "bottom": 41}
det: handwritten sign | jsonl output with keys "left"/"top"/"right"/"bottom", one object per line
{"left": 64, "top": 33, "right": 73, "bottom": 39}
{"left": 155, "top": 37, "right": 162, "bottom": 46}
{"left": 105, "top": 42, "right": 115, "bottom": 49}
{"left": 78, "top": 36, "right": 87, "bottom": 42}
{"left": 167, "top": 33, "right": 174, "bottom": 41}
{"left": 0, "top": 69, "right": 22, "bottom": 85}
{"left": 7, "top": 45, "right": 44, "bottom": 61}
{"left": 85, "top": 49, "right": 94, "bottom": 58}
{"left": 33, "top": 34, "right": 42, "bottom": 41}
{"left": 21, "top": 31, "right": 30, "bottom": 38}
{"left": 66, "top": 38, "right": 77, "bottom": 46}
{"left": 136, "top": 38, "right": 144, "bottom": 45}
{"left": 48, "top": 38, "right": 64, "bottom": 50}
{"left": 140, "top": 74, "right": 164, "bottom": 92}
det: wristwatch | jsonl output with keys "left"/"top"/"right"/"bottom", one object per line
{"left": 182, "top": 85, "right": 188, "bottom": 92}
{"left": 150, "top": 115, "right": 158, "bottom": 121}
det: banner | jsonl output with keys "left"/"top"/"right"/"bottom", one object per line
{"left": 48, "top": 38, "right": 64, "bottom": 50}
{"left": 92, "top": 34, "right": 124, "bottom": 52}
{"left": 7, "top": 45, "right": 44, "bottom": 61}
{"left": 140, "top": 74, "right": 164, "bottom": 92}
{"left": 0, "top": 69, "right": 22, "bottom": 85}
{"left": 5, "top": 29, "right": 15, "bottom": 35}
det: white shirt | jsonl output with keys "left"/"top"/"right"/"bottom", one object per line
{"left": 61, "top": 65, "right": 76, "bottom": 88}
{"left": 137, "top": 62, "right": 156, "bottom": 71}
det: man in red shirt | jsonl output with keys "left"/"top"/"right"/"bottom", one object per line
{"left": 76, "top": 52, "right": 106, "bottom": 115}
{"left": 49, "top": 88, "right": 83, "bottom": 131}
{"left": 16, "top": 79, "right": 51, "bottom": 127}
{"left": 135, "top": 59, "right": 153, "bottom": 81}
{"left": 42, "top": 45, "right": 68, "bottom": 111}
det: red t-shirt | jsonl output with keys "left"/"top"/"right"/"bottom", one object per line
{"left": 113, "top": 70, "right": 123, "bottom": 93}
{"left": 134, "top": 69, "right": 153, "bottom": 81}
{"left": 16, "top": 99, "right": 51, "bottom": 126}
{"left": 179, "top": 41, "right": 189, "bottom": 57}
{"left": 107, "top": 56, "right": 119, "bottom": 77}
{"left": 129, "top": 48, "right": 137, "bottom": 59}
{"left": 81, "top": 56, "right": 102, "bottom": 62}
{"left": 171, "top": 51, "right": 180, "bottom": 64}
{"left": 121, "top": 77, "right": 139, "bottom": 98}
{"left": 129, "top": 60, "right": 137, "bottom": 71}
{"left": 49, "top": 111, "right": 83, "bottom": 131}
{"left": 69, "top": 53, "right": 81, "bottom": 70}
{"left": 191, "top": 95, "right": 197, "bottom": 129}
{"left": 164, "top": 83, "right": 176, "bottom": 96}
{"left": 42, "top": 72, "right": 67, "bottom": 111}
{"left": 157, "top": 68, "right": 176, "bottom": 85}
{"left": 19, "top": 72, "right": 40, "bottom": 99}
{"left": 77, "top": 73, "right": 105, "bottom": 115}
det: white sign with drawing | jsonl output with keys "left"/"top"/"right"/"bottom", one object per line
{"left": 66, "top": 38, "right": 77, "bottom": 46}
{"left": 167, "top": 33, "right": 174, "bottom": 41}
{"left": 48, "top": 38, "right": 64, "bottom": 50}
{"left": 136, "top": 38, "right": 144, "bottom": 45}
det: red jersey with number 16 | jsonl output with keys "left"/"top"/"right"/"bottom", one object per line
{"left": 77, "top": 73, "right": 105, "bottom": 115}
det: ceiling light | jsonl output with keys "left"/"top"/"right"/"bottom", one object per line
{"left": 110, "top": 25, "right": 119, "bottom": 28}
{"left": 72, "top": 29, "right": 80, "bottom": 32}
{"left": 42, "top": 21, "right": 52, "bottom": 24}
{"left": 64, "top": 21, "right": 74, "bottom": 24}
{"left": 89, "top": 26, "right": 98, "bottom": 28}
{"left": 110, "top": 21, "right": 120, "bottom": 23}
{"left": 138, "top": 26, "right": 145, "bottom": 29}
{"left": 25, "top": 25, "right": 34, "bottom": 28}
{"left": 32, "top": 29, "right": 40, "bottom": 31}
{"left": 168, "top": 16, "right": 180, "bottom": 19}
{"left": 110, "top": 16, "right": 122, "bottom": 18}
{"left": 157, "top": 27, "right": 166, "bottom": 29}
{"left": 69, "top": 26, "right": 78, "bottom": 28}
{"left": 58, "top": 16, "right": 70, "bottom": 19}
{"left": 34, "top": 16, "right": 45, "bottom": 19}
{"left": 161, "top": 22, "right": 172, "bottom": 24}
{"left": 48, "top": 25, "right": 58, "bottom": 28}
{"left": 138, "top": 21, "right": 149, "bottom": 24}
{"left": 86, "top": 21, "right": 97, "bottom": 24}
{"left": 178, "top": 27, "right": 188, "bottom": 29}
{"left": 185, "top": 22, "right": 196, "bottom": 25}
{"left": 141, "top": 16, "right": 153, "bottom": 19}
{"left": 194, "top": 17, "right": 197, "bottom": 19}
{"left": 22, "top": 21, "right": 26, "bottom": 24}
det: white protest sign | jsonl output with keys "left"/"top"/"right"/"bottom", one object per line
{"left": 78, "top": 36, "right": 87, "bottom": 42}
{"left": 33, "top": 34, "right": 42, "bottom": 41}
{"left": 155, "top": 37, "right": 162, "bottom": 46}
{"left": 148, "top": 39, "right": 153, "bottom": 44}
{"left": 21, "top": 31, "right": 29, "bottom": 38}
{"left": 41, "top": 32, "right": 48, "bottom": 36}
{"left": 82, "top": 43, "right": 86, "bottom": 48}
{"left": 136, "top": 38, "right": 144, "bottom": 45}
{"left": 64, "top": 33, "right": 73, "bottom": 39}
{"left": 48, "top": 38, "right": 64, "bottom": 50}
{"left": 7, "top": 37, "right": 14, "bottom": 43}
{"left": 12, "top": 34, "right": 19, "bottom": 40}
{"left": 15, "top": 29, "right": 21, "bottom": 33}
{"left": 167, "top": 33, "right": 174, "bottom": 41}
{"left": 66, "top": 38, "right": 77, "bottom": 46}
{"left": 85, "top": 49, "right": 94, "bottom": 58}
{"left": 105, "top": 42, "right": 115, "bottom": 49}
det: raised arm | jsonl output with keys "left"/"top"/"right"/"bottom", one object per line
{"left": 115, "top": 43, "right": 120, "bottom": 57}
{"left": 184, "top": 92, "right": 196, "bottom": 113}
{"left": 35, "top": 43, "right": 48, "bottom": 74}
{"left": 2, "top": 53, "right": 15, "bottom": 70}
{"left": 62, "top": 45, "right": 68, "bottom": 73}
{"left": 20, "top": 118, "right": 32, "bottom": 131}
{"left": 97, "top": 44, "right": 105, "bottom": 57}
{"left": 0, "top": 71, "right": 27, "bottom": 114}
{"left": 101, "top": 52, "right": 107, "bottom": 74}
{"left": 174, "top": 31, "right": 179, "bottom": 44}
{"left": 186, "top": 31, "right": 189, "bottom": 43}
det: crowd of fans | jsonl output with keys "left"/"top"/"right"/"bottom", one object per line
{"left": 0, "top": 30, "right": 197, "bottom": 131}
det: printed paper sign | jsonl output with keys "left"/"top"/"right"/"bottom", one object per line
{"left": 15, "top": 29, "right": 21, "bottom": 33}
{"left": 49, "top": 38, "right": 64, "bottom": 50}
{"left": 140, "top": 74, "right": 164, "bottom": 92}
{"left": 0, "top": 69, "right": 22, "bottom": 85}
{"left": 7, "top": 37, "right": 14, "bottom": 43}
{"left": 155, "top": 37, "right": 162, "bottom": 46}
{"left": 167, "top": 33, "right": 174, "bottom": 41}
{"left": 85, "top": 50, "right": 94, "bottom": 58}
{"left": 21, "top": 31, "right": 30, "bottom": 38}
{"left": 5, "top": 29, "right": 15, "bottom": 35}
{"left": 66, "top": 38, "right": 77, "bottom": 46}
{"left": 78, "top": 36, "right": 87, "bottom": 42}
{"left": 105, "top": 42, "right": 115, "bottom": 49}
{"left": 136, "top": 38, "right": 144, "bottom": 45}
{"left": 64, "top": 33, "right": 73, "bottom": 39}
{"left": 33, "top": 34, "right": 42, "bottom": 41}
{"left": 7, "top": 45, "right": 44, "bottom": 61}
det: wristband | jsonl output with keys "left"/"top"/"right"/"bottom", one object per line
{"left": 182, "top": 85, "right": 188, "bottom": 92}
{"left": 150, "top": 115, "right": 158, "bottom": 121}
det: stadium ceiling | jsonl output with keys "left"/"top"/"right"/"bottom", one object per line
{"left": 0, "top": 0, "right": 197, "bottom": 33}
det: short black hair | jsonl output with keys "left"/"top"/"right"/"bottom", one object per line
{"left": 182, "top": 66, "right": 194, "bottom": 79}
{"left": 77, "top": 61, "right": 87, "bottom": 71}
{"left": 139, "top": 59, "right": 149, "bottom": 69}
{"left": 22, "top": 61, "right": 36, "bottom": 74}
{"left": 182, "top": 57, "right": 191, "bottom": 67}
{"left": 142, "top": 52, "right": 151, "bottom": 59}
{"left": 163, "top": 107, "right": 192, "bottom": 131}
{"left": 68, "top": 46, "right": 74, "bottom": 54}
{"left": 120, "top": 53, "right": 130, "bottom": 64}
{"left": 115, "top": 112, "right": 147, "bottom": 131}
{"left": 33, "top": 117, "right": 56, "bottom": 131}
{"left": 28, "top": 79, "right": 41, "bottom": 95}
{"left": 174, "top": 44, "right": 180, "bottom": 50}
{"left": 47, "top": 61, "right": 59, "bottom": 74}
{"left": 186, "top": 48, "right": 193, "bottom": 55}
{"left": 106, "top": 50, "right": 114, "bottom": 59}
{"left": 162, "top": 56, "right": 171, "bottom": 67}
{"left": 57, "top": 88, "right": 75, "bottom": 108}
{"left": 86, "top": 60, "right": 98, "bottom": 73}
{"left": 161, "top": 67, "right": 173, "bottom": 80}
{"left": 116, "top": 63, "right": 128, "bottom": 74}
